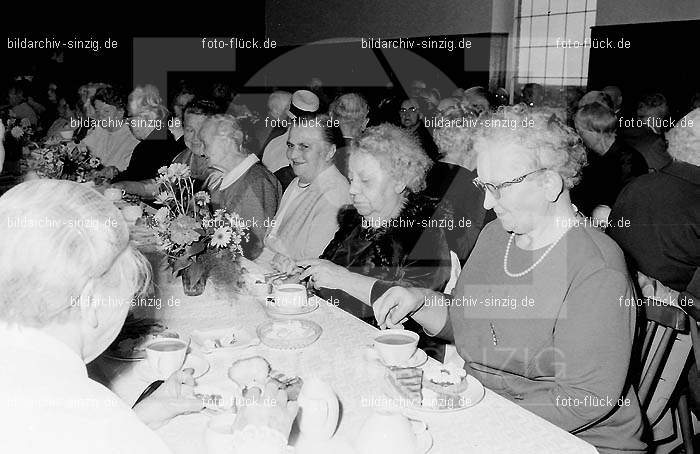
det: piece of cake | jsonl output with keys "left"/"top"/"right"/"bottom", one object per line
{"left": 422, "top": 363, "right": 468, "bottom": 409}
{"left": 228, "top": 356, "right": 271, "bottom": 389}
{"left": 386, "top": 366, "right": 423, "bottom": 405}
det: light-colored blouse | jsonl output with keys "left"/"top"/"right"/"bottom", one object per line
{"left": 261, "top": 165, "right": 350, "bottom": 261}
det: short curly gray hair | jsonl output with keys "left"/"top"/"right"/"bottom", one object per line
{"left": 433, "top": 124, "right": 478, "bottom": 169}
{"left": 128, "top": 84, "right": 169, "bottom": 121}
{"left": 202, "top": 114, "right": 247, "bottom": 153}
{"left": 666, "top": 108, "right": 700, "bottom": 166}
{"left": 350, "top": 123, "right": 432, "bottom": 193}
{"left": 472, "top": 105, "right": 587, "bottom": 189}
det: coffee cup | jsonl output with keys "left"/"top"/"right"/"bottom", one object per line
{"left": 273, "top": 284, "right": 307, "bottom": 313}
{"left": 373, "top": 329, "right": 419, "bottom": 366}
{"left": 121, "top": 204, "right": 143, "bottom": 222}
{"left": 355, "top": 411, "right": 427, "bottom": 454}
{"left": 104, "top": 188, "right": 125, "bottom": 201}
{"left": 145, "top": 338, "right": 188, "bottom": 379}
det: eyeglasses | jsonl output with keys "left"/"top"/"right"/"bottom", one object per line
{"left": 472, "top": 168, "right": 547, "bottom": 199}
{"left": 399, "top": 107, "right": 417, "bottom": 113}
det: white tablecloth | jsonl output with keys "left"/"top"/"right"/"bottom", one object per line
{"left": 93, "top": 252, "right": 597, "bottom": 454}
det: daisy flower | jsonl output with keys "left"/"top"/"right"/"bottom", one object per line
{"left": 11, "top": 126, "right": 24, "bottom": 138}
{"left": 194, "top": 191, "right": 211, "bottom": 206}
{"left": 211, "top": 226, "right": 233, "bottom": 248}
{"left": 154, "top": 191, "right": 173, "bottom": 205}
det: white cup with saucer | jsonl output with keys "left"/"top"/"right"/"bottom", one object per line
{"left": 272, "top": 283, "right": 308, "bottom": 313}
{"left": 145, "top": 338, "right": 188, "bottom": 379}
{"left": 373, "top": 329, "right": 419, "bottom": 366}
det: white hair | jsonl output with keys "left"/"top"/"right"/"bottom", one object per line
{"left": 202, "top": 114, "right": 248, "bottom": 153}
{"left": 0, "top": 180, "right": 150, "bottom": 327}
{"left": 129, "top": 84, "right": 169, "bottom": 121}
{"left": 666, "top": 108, "right": 700, "bottom": 166}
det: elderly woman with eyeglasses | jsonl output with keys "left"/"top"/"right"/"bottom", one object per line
{"left": 373, "top": 107, "right": 646, "bottom": 453}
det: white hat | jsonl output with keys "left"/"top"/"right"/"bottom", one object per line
{"left": 288, "top": 90, "right": 320, "bottom": 119}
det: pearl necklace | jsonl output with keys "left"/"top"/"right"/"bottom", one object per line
{"left": 503, "top": 227, "right": 570, "bottom": 278}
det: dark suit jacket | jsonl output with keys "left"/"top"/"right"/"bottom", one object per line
{"left": 608, "top": 161, "right": 700, "bottom": 303}
{"left": 571, "top": 138, "right": 648, "bottom": 217}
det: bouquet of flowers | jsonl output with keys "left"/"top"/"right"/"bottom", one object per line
{"left": 23, "top": 138, "right": 101, "bottom": 182}
{"left": 4, "top": 116, "right": 35, "bottom": 146}
{"left": 149, "top": 163, "right": 249, "bottom": 293}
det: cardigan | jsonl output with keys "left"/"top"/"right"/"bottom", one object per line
{"left": 263, "top": 165, "right": 350, "bottom": 261}
{"left": 210, "top": 162, "right": 282, "bottom": 259}
{"left": 436, "top": 220, "right": 646, "bottom": 453}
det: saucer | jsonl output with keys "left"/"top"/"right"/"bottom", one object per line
{"left": 263, "top": 295, "right": 319, "bottom": 316}
{"left": 365, "top": 347, "right": 428, "bottom": 368}
{"left": 136, "top": 353, "right": 210, "bottom": 381}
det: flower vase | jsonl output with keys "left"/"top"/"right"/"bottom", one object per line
{"left": 181, "top": 265, "right": 208, "bottom": 296}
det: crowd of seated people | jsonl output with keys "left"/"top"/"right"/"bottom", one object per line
{"left": 1, "top": 71, "right": 699, "bottom": 454}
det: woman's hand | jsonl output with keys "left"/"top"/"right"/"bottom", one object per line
{"left": 133, "top": 369, "right": 204, "bottom": 429}
{"left": 296, "top": 259, "right": 351, "bottom": 290}
{"left": 98, "top": 166, "right": 120, "bottom": 181}
{"left": 271, "top": 253, "right": 296, "bottom": 275}
{"left": 373, "top": 286, "right": 426, "bottom": 329}
{"left": 233, "top": 381, "right": 298, "bottom": 441}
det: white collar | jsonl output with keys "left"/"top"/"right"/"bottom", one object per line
{"left": 218, "top": 154, "right": 260, "bottom": 191}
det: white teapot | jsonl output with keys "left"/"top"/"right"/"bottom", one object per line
{"left": 297, "top": 377, "right": 339, "bottom": 440}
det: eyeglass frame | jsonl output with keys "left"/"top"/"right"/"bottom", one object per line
{"left": 472, "top": 168, "right": 547, "bottom": 199}
{"left": 399, "top": 106, "right": 417, "bottom": 113}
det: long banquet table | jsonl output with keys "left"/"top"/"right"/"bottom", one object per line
{"left": 92, "top": 250, "right": 598, "bottom": 454}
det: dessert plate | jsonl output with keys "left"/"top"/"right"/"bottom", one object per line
{"left": 190, "top": 327, "right": 260, "bottom": 354}
{"left": 382, "top": 374, "right": 485, "bottom": 413}
{"left": 257, "top": 319, "right": 322, "bottom": 349}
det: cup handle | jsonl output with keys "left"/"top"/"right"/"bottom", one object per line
{"left": 408, "top": 417, "right": 427, "bottom": 433}
{"left": 120, "top": 189, "right": 126, "bottom": 196}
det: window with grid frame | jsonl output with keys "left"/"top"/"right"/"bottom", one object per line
{"left": 515, "top": 0, "right": 597, "bottom": 88}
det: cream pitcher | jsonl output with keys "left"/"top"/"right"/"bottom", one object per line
{"left": 297, "top": 377, "right": 339, "bottom": 440}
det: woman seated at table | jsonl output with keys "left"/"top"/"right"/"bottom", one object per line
{"left": 256, "top": 113, "right": 350, "bottom": 271}
{"left": 108, "top": 85, "right": 180, "bottom": 197}
{"left": 200, "top": 114, "right": 282, "bottom": 259}
{"left": 298, "top": 123, "right": 451, "bottom": 321}
{"left": 171, "top": 98, "right": 218, "bottom": 182}
{"left": 373, "top": 107, "right": 646, "bottom": 453}
{"left": 427, "top": 121, "right": 495, "bottom": 266}
{"left": 81, "top": 85, "right": 140, "bottom": 172}
{"left": 0, "top": 179, "right": 298, "bottom": 454}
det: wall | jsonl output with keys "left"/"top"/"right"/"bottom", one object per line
{"left": 266, "top": 0, "right": 496, "bottom": 45}
{"left": 596, "top": 0, "right": 700, "bottom": 26}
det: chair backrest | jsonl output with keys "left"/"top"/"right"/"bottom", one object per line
{"left": 637, "top": 298, "right": 688, "bottom": 410}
